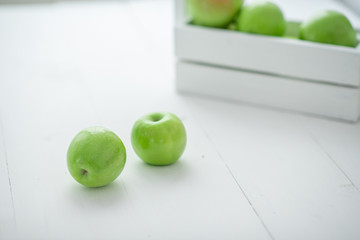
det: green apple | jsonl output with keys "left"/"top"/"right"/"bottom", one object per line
{"left": 67, "top": 126, "right": 126, "bottom": 187}
{"left": 299, "top": 10, "right": 358, "bottom": 48}
{"left": 131, "top": 112, "right": 186, "bottom": 166}
{"left": 237, "top": 1, "right": 286, "bottom": 36}
{"left": 187, "top": 0, "right": 243, "bottom": 28}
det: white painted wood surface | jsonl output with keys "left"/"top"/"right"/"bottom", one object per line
{"left": 176, "top": 61, "right": 360, "bottom": 121}
{"left": 0, "top": 1, "right": 360, "bottom": 240}
{"left": 175, "top": 24, "right": 360, "bottom": 87}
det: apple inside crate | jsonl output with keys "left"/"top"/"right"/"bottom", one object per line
{"left": 174, "top": 0, "right": 360, "bottom": 122}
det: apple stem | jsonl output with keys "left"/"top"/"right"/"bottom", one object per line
{"left": 151, "top": 113, "right": 163, "bottom": 122}
{"left": 81, "top": 169, "right": 88, "bottom": 175}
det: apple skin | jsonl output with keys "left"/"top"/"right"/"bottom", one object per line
{"left": 131, "top": 112, "right": 187, "bottom": 166}
{"left": 187, "top": 0, "right": 243, "bottom": 28}
{"left": 299, "top": 10, "right": 357, "bottom": 48}
{"left": 237, "top": 1, "right": 286, "bottom": 36}
{"left": 67, "top": 126, "right": 126, "bottom": 187}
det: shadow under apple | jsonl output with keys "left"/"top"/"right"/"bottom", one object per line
{"left": 133, "top": 158, "right": 191, "bottom": 185}
{"left": 66, "top": 178, "right": 129, "bottom": 209}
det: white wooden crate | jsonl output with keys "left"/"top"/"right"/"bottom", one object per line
{"left": 174, "top": 0, "right": 360, "bottom": 121}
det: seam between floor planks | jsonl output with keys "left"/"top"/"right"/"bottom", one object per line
{"left": 204, "top": 129, "right": 276, "bottom": 240}
{"left": 0, "top": 111, "right": 17, "bottom": 230}
{"left": 306, "top": 131, "right": 360, "bottom": 192}
{"left": 185, "top": 104, "right": 276, "bottom": 240}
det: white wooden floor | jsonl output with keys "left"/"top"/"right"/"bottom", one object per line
{"left": 0, "top": 1, "right": 360, "bottom": 239}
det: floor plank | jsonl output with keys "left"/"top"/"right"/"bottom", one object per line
{"left": 0, "top": 1, "right": 274, "bottom": 239}
{"left": 183, "top": 95, "right": 360, "bottom": 240}
{"left": 299, "top": 118, "right": 360, "bottom": 189}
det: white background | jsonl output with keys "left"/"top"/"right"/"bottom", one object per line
{"left": 0, "top": 0, "right": 360, "bottom": 239}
